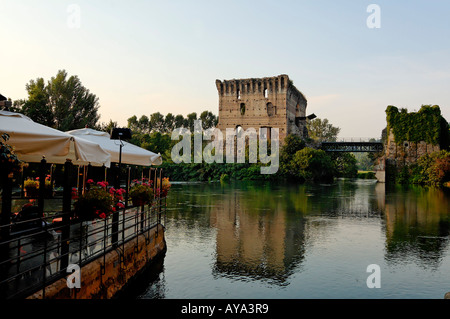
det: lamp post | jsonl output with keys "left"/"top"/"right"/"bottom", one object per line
{"left": 110, "top": 128, "right": 132, "bottom": 247}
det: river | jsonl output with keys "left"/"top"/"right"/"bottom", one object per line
{"left": 133, "top": 179, "right": 450, "bottom": 299}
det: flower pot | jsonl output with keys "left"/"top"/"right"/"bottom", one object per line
{"left": 24, "top": 187, "right": 39, "bottom": 198}
{"left": 131, "top": 198, "right": 146, "bottom": 207}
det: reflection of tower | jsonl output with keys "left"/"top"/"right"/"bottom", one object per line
{"left": 211, "top": 186, "right": 306, "bottom": 284}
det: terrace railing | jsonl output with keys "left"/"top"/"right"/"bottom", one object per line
{"left": 0, "top": 167, "right": 167, "bottom": 300}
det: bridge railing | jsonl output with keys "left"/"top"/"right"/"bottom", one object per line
{"left": 323, "top": 137, "right": 382, "bottom": 143}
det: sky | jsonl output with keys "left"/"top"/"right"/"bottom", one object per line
{"left": 1, "top": 0, "right": 449, "bottom": 138}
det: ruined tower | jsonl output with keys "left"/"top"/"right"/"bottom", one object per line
{"left": 215, "top": 74, "right": 308, "bottom": 144}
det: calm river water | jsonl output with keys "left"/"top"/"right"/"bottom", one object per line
{"left": 134, "top": 179, "right": 450, "bottom": 299}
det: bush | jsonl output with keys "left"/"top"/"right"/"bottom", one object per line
{"left": 280, "top": 134, "right": 306, "bottom": 177}
{"left": 290, "top": 147, "right": 334, "bottom": 182}
{"left": 331, "top": 153, "right": 358, "bottom": 178}
{"left": 415, "top": 150, "right": 450, "bottom": 186}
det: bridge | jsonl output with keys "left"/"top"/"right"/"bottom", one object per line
{"left": 320, "top": 138, "right": 384, "bottom": 153}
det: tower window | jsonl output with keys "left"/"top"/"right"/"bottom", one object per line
{"left": 240, "top": 103, "right": 246, "bottom": 116}
{"left": 267, "top": 102, "right": 275, "bottom": 116}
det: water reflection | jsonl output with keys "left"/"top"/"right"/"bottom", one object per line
{"left": 210, "top": 183, "right": 307, "bottom": 285}
{"left": 136, "top": 180, "right": 450, "bottom": 298}
{"left": 384, "top": 185, "right": 450, "bottom": 269}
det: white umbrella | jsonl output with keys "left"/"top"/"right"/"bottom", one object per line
{"left": 66, "top": 128, "right": 162, "bottom": 166}
{"left": 0, "top": 110, "right": 111, "bottom": 167}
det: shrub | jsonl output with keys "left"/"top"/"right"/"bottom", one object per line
{"left": 129, "top": 180, "right": 153, "bottom": 206}
{"left": 290, "top": 147, "right": 334, "bottom": 182}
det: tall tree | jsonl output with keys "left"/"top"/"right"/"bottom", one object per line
{"left": 174, "top": 114, "right": 185, "bottom": 129}
{"left": 150, "top": 112, "right": 165, "bottom": 132}
{"left": 21, "top": 78, "right": 53, "bottom": 127}
{"left": 127, "top": 115, "right": 139, "bottom": 132}
{"left": 186, "top": 112, "right": 198, "bottom": 132}
{"left": 138, "top": 115, "right": 150, "bottom": 132}
{"left": 18, "top": 70, "right": 100, "bottom": 131}
{"left": 200, "top": 110, "right": 218, "bottom": 129}
{"left": 306, "top": 118, "right": 340, "bottom": 142}
{"left": 97, "top": 119, "right": 118, "bottom": 133}
{"left": 164, "top": 113, "right": 175, "bottom": 132}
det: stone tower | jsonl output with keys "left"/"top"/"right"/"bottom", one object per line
{"left": 215, "top": 74, "right": 308, "bottom": 144}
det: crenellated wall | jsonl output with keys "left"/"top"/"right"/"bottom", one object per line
{"left": 216, "top": 75, "right": 307, "bottom": 144}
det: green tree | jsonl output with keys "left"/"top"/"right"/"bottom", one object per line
{"left": 150, "top": 112, "right": 165, "bottom": 132}
{"left": 290, "top": 147, "right": 334, "bottom": 182}
{"left": 307, "top": 118, "right": 340, "bottom": 142}
{"left": 164, "top": 113, "right": 175, "bottom": 132}
{"left": 414, "top": 150, "right": 450, "bottom": 186}
{"left": 20, "top": 78, "right": 53, "bottom": 127}
{"left": 18, "top": 70, "right": 100, "bottom": 131}
{"left": 140, "top": 131, "right": 172, "bottom": 160}
{"left": 138, "top": 115, "right": 150, "bottom": 133}
{"left": 200, "top": 110, "right": 218, "bottom": 129}
{"left": 127, "top": 115, "right": 139, "bottom": 132}
{"left": 97, "top": 119, "right": 118, "bottom": 133}
{"left": 174, "top": 114, "right": 185, "bottom": 129}
{"left": 47, "top": 70, "right": 100, "bottom": 130}
{"left": 331, "top": 153, "right": 358, "bottom": 178}
{"left": 280, "top": 134, "right": 306, "bottom": 176}
{"left": 186, "top": 112, "right": 198, "bottom": 132}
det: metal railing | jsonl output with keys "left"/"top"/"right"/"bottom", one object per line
{"left": 0, "top": 167, "right": 167, "bottom": 300}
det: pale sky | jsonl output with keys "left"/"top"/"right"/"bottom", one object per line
{"left": 1, "top": 0, "right": 449, "bottom": 138}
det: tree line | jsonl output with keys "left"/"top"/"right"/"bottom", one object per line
{"left": 127, "top": 111, "right": 218, "bottom": 134}
{"left": 2, "top": 69, "right": 372, "bottom": 183}
{"left": 2, "top": 69, "right": 218, "bottom": 133}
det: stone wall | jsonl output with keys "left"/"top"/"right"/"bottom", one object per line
{"left": 216, "top": 74, "right": 307, "bottom": 144}
{"left": 385, "top": 129, "right": 440, "bottom": 165}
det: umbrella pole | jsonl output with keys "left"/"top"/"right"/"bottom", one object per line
{"left": 82, "top": 166, "right": 86, "bottom": 195}
{"left": 60, "top": 159, "right": 73, "bottom": 272}
{"left": 38, "top": 158, "right": 47, "bottom": 217}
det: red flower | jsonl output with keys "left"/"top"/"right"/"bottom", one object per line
{"left": 117, "top": 202, "right": 125, "bottom": 209}
{"left": 97, "top": 181, "right": 107, "bottom": 188}
{"left": 87, "top": 179, "right": 94, "bottom": 184}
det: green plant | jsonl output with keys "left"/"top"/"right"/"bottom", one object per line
{"left": 386, "top": 105, "right": 449, "bottom": 148}
{"left": 415, "top": 150, "right": 450, "bottom": 186}
{"left": 220, "top": 173, "right": 229, "bottom": 183}
{"left": 74, "top": 183, "right": 117, "bottom": 220}
{"left": 290, "top": 147, "right": 334, "bottom": 182}
{"left": 129, "top": 180, "right": 153, "bottom": 206}
{"left": 24, "top": 178, "right": 39, "bottom": 189}
{"left": 0, "top": 133, "right": 23, "bottom": 177}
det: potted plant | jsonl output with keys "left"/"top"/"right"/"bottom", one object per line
{"left": 74, "top": 182, "right": 115, "bottom": 221}
{"left": 156, "top": 177, "right": 171, "bottom": 198}
{"left": 129, "top": 180, "right": 153, "bottom": 207}
{"left": 24, "top": 178, "right": 39, "bottom": 197}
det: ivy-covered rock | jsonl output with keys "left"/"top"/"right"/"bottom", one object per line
{"left": 386, "top": 105, "right": 450, "bottom": 149}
